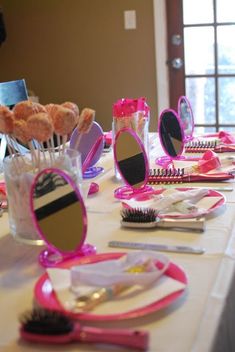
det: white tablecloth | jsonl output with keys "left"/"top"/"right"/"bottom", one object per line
{"left": 0, "top": 134, "right": 235, "bottom": 352}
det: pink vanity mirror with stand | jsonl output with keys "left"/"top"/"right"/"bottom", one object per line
{"left": 177, "top": 95, "right": 194, "bottom": 142}
{"left": 30, "top": 167, "right": 96, "bottom": 267}
{"left": 157, "top": 108, "right": 186, "bottom": 168}
{"left": 156, "top": 106, "right": 199, "bottom": 169}
{"left": 113, "top": 127, "right": 153, "bottom": 200}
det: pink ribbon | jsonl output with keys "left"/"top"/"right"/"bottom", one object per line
{"left": 218, "top": 131, "right": 235, "bottom": 144}
{"left": 113, "top": 97, "right": 150, "bottom": 118}
{"left": 197, "top": 150, "right": 221, "bottom": 173}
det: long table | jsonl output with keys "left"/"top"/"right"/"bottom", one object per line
{"left": 0, "top": 135, "right": 235, "bottom": 352}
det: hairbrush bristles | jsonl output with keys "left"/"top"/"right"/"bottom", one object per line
{"left": 121, "top": 208, "right": 157, "bottom": 223}
{"left": 20, "top": 308, "right": 73, "bottom": 335}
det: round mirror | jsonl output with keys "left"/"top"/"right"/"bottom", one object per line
{"left": 158, "top": 109, "right": 185, "bottom": 158}
{"left": 178, "top": 96, "right": 194, "bottom": 141}
{"left": 114, "top": 128, "right": 148, "bottom": 190}
{"left": 30, "top": 168, "right": 95, "bottom": 266}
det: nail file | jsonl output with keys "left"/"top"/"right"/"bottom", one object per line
{"left": 108, "top": 240, "right": 205, "bottom": 255}
{"left": 163, "top": 185, "right": 233, "bottom": 192}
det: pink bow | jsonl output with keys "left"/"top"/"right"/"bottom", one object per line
{"left": 197, "top": 150, "right": 221, "bottom": 173}
{"left": 218, "top": 131, "right": 235, "bottom": 144}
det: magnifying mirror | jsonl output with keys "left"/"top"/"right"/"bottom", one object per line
{"left": 30, "top": 168, "right": 96, "bottom": 267}
{"left": 157, "top": 109, "right": 186, "bottom": 168}
{"left": 178, "top": 96, "right": 194, "bottom": 141}
{"left": 113, "top": 128, "right": 153, "bottom": 200}
{"left": 70, "top": 121, "right": 104, "bottom": 179}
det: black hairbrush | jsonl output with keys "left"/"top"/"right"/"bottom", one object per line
{"left": 19, "top": 308, "right": 149, "bottom": 350}
{"left": 121, "top": 208, "right": 205, "bottom": 231}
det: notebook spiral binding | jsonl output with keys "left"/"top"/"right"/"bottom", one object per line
{"left": 185, "top": 140, "right": 217, "bottom": 152}
{"left": 185, "top": 140, "right": 235, "bottom": 153}
{"left": 147, "top": 168, "right": 234, "bottom": 184}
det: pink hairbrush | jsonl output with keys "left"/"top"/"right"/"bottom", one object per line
{"left": 19, "top": 308, "right": 149, "bottom": 350}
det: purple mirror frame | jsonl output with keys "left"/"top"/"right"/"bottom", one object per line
{"left": 30, "top": 167, "right": 88, "bottom": 261}
{"left": 177, "top": 95, "right": 194, "bottom": 141}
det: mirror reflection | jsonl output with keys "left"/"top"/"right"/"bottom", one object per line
{"left": 159, "top": 110, "right": 184, "bottom": 158}
{"left": 178, "top": 96, "right": 194, "bottom": 140}
{"left": 114, "top": 129, "right": 147, "bottom": 189}
{"left": 31, "top": 168, "right": 86, "bottom": 253}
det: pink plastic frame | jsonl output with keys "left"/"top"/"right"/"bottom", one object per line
{"left": 177, "top": 95, "right": 194, "bottom": 141}
{"left": 157, "top": 108, "right": 188, "bottom": 168}
{"left": 113, "top": 128, "right": 152, "bottom": 200}
{"left": 30, "top": 167, "right": 95, "bottom": 267}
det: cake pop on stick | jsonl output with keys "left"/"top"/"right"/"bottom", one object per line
{"left": 0, "top": 106, "right": 14, "bottom": 134}
{"left": 74, "top": 108, "right": 95, "bottom": 150}
{"left": 44, "top": 103, "right": 60, "bottom": 118}
{"left": 61, "top": 101, "right": 79, "bottom": 123}
{"left": 27, "top": 113, "right": 53, "bottom": 169}
{"left": 13, "top": 100, "right": 46, "bottom": 121}
{"left": 44, "top": 104, "right": 61, "bottom": 152}
{"left": 0, "top": 105, "right": 17, "bottom": 157}
{"left": 13, "top": 120, "right": 37, "bottom": 167}
{"left": 51, "top": 106, "right": 77, "bottom": 153}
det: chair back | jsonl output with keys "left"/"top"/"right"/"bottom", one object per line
{"left": 0, "top": 79, "right": 28, "bottom": 108}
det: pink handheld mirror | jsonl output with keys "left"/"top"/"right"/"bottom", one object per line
{"left": 178, "top": 95, "right": 194, "bottom": 142}
{"left": 30, "top": 168, "right": 96, "bottom": 267}
{"left": 113, "top": 128, "right": 153, "bottom": 200}
{"left": 156, "top": 108, "right": 199, "bottom": 168}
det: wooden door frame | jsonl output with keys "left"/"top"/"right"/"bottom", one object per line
{"left": 153, "top": 0, "right": 169, "bottom": 117}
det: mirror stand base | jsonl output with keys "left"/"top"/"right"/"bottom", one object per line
{"left": 38, "top": 244, "right": 96, "bottom": 268}
{"left": 114, "top": 185, "right": 154, "bottom": 201}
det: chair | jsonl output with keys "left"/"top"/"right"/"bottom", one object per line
{"left": 0, "top": 79, "right": 28, "bottom": 108}
{"left": 0, "top": 79, "right": 29, "bottom": 160}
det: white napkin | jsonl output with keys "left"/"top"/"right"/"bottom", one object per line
{"left": 46, "top": 252, "right": 186, "bottom": 315}
{"left": 71, "top": 251, "right": 169, "bottom": 289}
{"left": 123, "top": 188, "right": 220, "bottom": 216}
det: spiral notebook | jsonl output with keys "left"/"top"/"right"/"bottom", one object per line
{"left": 185, "top": 140, "right": 235, "bottom": 153}
{"left": 147, "top": 168, "right": 234, "bottom": 184}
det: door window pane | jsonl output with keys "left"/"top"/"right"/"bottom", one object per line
{"left": 184, "top": 27, "right": 214, "bottom": 75}
{"left": 186, "top": 77, "right": 215, "bottom": 125}
{"left": 217, "top": 25, "right": 235, "bottom": 73}
{"left": 194, "top": 126, "right": 216, "bottom": 134}
{"left": 183, "top": 0, "right": 213, "bottom": 24}
{"left": 218, "top": 77, "right": 235, "bottom": 124}
{"left": 217, "top": 0, "right": 235, "bottom": 22}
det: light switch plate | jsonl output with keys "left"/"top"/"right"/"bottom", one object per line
{"left": 124, "top": 10, "right": 136, "bottom": 30}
